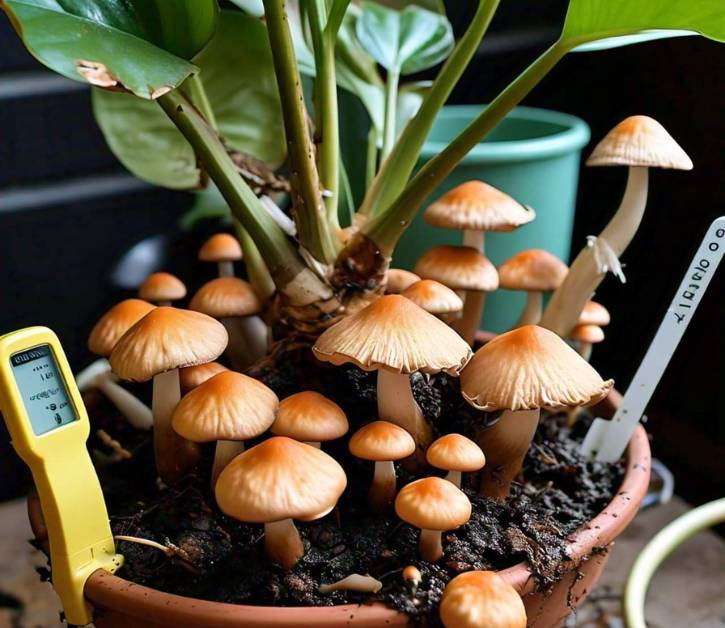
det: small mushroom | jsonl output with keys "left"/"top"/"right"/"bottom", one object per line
{"left": 395, "top": 477, "right": 471, "bottom": 562}
{"left": 215, "top": 437, "right": 347, "bottom": 570}
{"left": 199, "top": 233, "right": 243, "bottom": 278}
{"left": 319, "top": 574, "right": 383, "bottom": 594}
{"left": 424, "top": 180, "right": 535, "bottom": 254}
{"left": 313, "top": 295, "right": 471, "bottom": 456}
{"left": 271, "top": 391, "right": 348, "bottom": 448}
{"left": 402, "top": 565, "right": 422, "bottom": 593}
{"left": 498, "top": 249, "right": 568, "bottom": 327}
{"left": 189, "top": 277, "right": 267, "bottom": 370}
{"left": 179, "top": 361, "right": 229, "bottom": 393}
{"left": 349, "top": 421, "right": 415, "bottom": 511}
{"left": 570, "top": 324, "right": 605, "bottom": 361}
{"left": 414, "top": 245, "right": 498, "bottom": 345}
{"left": 138, "top": 272, "right": 187, "bottom": 306}
{"left": 385, "top": 268, "right": 421, "bottom": 294}
{"left": 460, "top": 325, "right": 613, "bottom": 499}
{"left": 440, "top": 571, "right": 526, "bottom": 628}
{"left": 110, "top": 307, "right": 228, "bottom": 485}
{"left": 401, "top": 279, "right": 463, "bottom": 322}
{"left": 578, "top": 300, "right": 611, "bottom": 327}
{"left": 172, "top": 371, "right": 278, "bottom": 486}
{"left": 426, "top": 434, "right": 485, "bottom": 488}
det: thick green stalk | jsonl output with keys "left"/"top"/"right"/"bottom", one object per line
{"left": 358, "top": 0, "right": 500, "bottom": 218}
{"left": 263, "top": 0, "right": 338, "bottom": 264}
{"left": 309, "top": 0, "right": 341, "bottom": 229}
{"left": 234, "top": 220, "right": 276, "bottom": 301}
{"left": 381, "top": 69, "right": 400, "bottom": 161}
{"left": 181, "top": 73, "right": 217, "bottom": 129}
{"left": 362, "top": 43, "right": 567, "bottom": 255}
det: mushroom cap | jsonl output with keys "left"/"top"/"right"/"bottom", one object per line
{"left": 461, "top": 325, "right": 613, "bottom": 412}
{"left": 578, "top": 300, "right": 611, "bottom": 327}
{"left": 189, "top": 277, "right": 262, "bottom": 318}
{"left": 586, "top": 115, "right": 693, "bottom": 170}
{"left": 312, "top": 295, "right": 472, "bottom": 375}
{"left": 498, "top": 249, "right": 568, "bottom": 292}
{"left": 401, "top": 280, "right": 463, "bottom": 315}
{"left": 110, "top": 307, "right": 228, "bottom": 382}
{"left": 386, "top": 268, "right": 421, "bottom": 294}
{"left": 440, "top": 571, "right": 527, "bottom": 628}
{"left": 395, "top": 476, "right": 471, "bottom": 531}
{"left": 88, "top": 299, "right": 155, "bottom": 356}
{"left": 348, "top": 420, "right": 416, "bottom": 461}
{"left": 199, "top": 233, "right": 243, "bottom": 262}
{"left": 138, "top": 272, "right": 187, "bottom": 302}
{"left": 215, "top": 436, "right": 347, "bottom": 524}
{"left": 424, "top": 181, "right": 535, "bottom": 232}
{"left": 414, "top": 245, "right": 499, "bottom": 292}
{"left": 570, "top": 324, "right": 605, "bottom": 344}
{"left": 426, "top": 434, "right": 485, "bottom": 473}
{"left": 179, "top": 361, "right": 229, "bottom": 392}
{"left": 172, "top": 371, "right": 278, "bottom": 442}
{"left": 271, "top": 391, "right": 349, "bottom": 442}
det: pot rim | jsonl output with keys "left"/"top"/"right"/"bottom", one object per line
{"left": 420, "top": 104, "right": 591, "bottom": 164}
{"left": 28, "top": 393, "right": 650, "bottom": 627}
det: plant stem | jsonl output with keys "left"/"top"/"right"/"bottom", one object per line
{"left": 234, "top": 220, "right": 276, "bottom": 301}
{"left": 381, "top": 69, "right": 400, "bottom": 160}
{"left": 365, "top": 126, "right": 378, "bottom": 190}
{"left": 358, "top": 0, "right": 500, "bottom": 218}
{"left": 181, "top": 73, "right": 217, "bottom": 129}
{"left": 362, "top": 42, "right": 567, "bottom": 255}
{"left": 263, "top": 0, "right": 339, "bottom": 263}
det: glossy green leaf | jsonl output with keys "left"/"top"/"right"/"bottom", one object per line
{"left": 93, "top": 11, "right": 285, "bottom": 189}
{"left": 372, "top": 0, "right": 445, "bottom": 14}
{"left": 355, "top": 2, "right": 453, "bottom": 75}
{"left": 560, "top": 0, "right": 725, "bottom": 50}
{"left": 228, "top": 0, "right": 264, "bottom": 17}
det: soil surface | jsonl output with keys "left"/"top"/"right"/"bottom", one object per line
{"left": 83, "top": 341, "right": 624, "bottom": 623}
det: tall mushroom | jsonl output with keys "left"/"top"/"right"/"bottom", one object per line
{"left": 110, "top": 307, "right": 228, "bottom": 485}
{"left": 348, "top": 420, "right": 415, "bottom": 511}
{"left": 385, "top": 268, "right": 420, "bottom": 294}
{"left": 138, "top": 272, "right": 187, "bottom": 306}
{"left": 189, "top": 276, "right": 267, "bottom": 370}
{"left": 172, "top": 371, "right": 279, "bottom": 486}
{"left": 541, "top": 116, "right": 692, "bottom": 336}
{"left": 415, "top": 245, "right": 499, "bottom": 345}
{"left": 88, "top": 299, "right": 155, "bottom": 429}
{"left": 215, "top": 437, "right": 347, "bottom": 570}
{"left": 395, "top": 476, "right": 471, "bottom": 562}
{"left": 199, "top": 233, "right": 243, "bottom": 278}
{"left": 570, "top": 324, "right": 605, "bottom": 361}
{"left": 426, "top": 434, "right": 485, "bottom": 488}
{"left": 401, "top": 279, "right": 463, "bottom": 322}
{"left": 271, "top": 391, "right": 348, "bottom": 448}
{"left": 497, "top": 249, "right": 568, "bottom": 327}
{"left": 313, "top": 295, "right": 471, "bottom": 455}
{"left": 440, "top": 571, "right": 527, "bottom": 628}
{"left": 460, "top": 325, "right": 613, "bottom": 499}
{"left": 424, "top": 180, "right": 535, "bottom": 253}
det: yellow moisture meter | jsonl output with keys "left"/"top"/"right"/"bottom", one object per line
{"left": 0, "top": 326, "right": 123, "bottom": 625}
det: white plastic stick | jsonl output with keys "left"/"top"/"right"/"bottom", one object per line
{"left": 581, "top": 216, "right": 725, "bottom": 461}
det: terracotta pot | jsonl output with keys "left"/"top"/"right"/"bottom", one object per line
{"left": 28, "top": 383, "right": 650, "bottom": 627}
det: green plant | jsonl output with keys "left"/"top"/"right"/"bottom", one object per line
{"left": 4, "top": 0, "right": 723, "bottom": 334}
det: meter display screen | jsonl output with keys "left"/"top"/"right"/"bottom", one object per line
{"left": 10, "top": 345, "right": 78, "bottom": 435}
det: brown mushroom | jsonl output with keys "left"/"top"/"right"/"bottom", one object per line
{"left": 401, "top": 279, "right": 463, "bottom": 322}
{"left": 426, "top": 434, "right": 485, "bottom": 488}
{"left": 570, "top": 324, "right": 605, "bottom": 361}
{"left": 179, "top": 361, "right": 229, "bottom": 393}
{"left": 385, "top": 268, "right": 421, "bottom": 294}
{"left": 199, "top": 233, "right": 243, "bottom": 278}
{"left": 271, "top": 391, "right": 348, "bottom": 448}
{"left": 138, "top": 272, "right": 186, "bottom": 306}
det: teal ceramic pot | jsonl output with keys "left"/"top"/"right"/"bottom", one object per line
{"left": 392, "top": 105, "right": 590, "bottom": 332}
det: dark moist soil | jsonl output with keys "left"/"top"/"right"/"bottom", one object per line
{"left": 84, "top": 340, "right": 624, "bottom": 623}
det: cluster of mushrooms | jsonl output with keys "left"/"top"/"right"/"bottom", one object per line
{"left": 82, "top": 115, "right": 690, "bottom": 627}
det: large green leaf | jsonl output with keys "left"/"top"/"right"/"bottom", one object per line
{"left": 93, "top": 11, "right": 285, "bottom": 189}
{"left": 1, "top": 0, "right": 215, "bottom": 98}
{"left": 355, "top": 2, "right": 453, "bottom": 75}
{"left": 561, "top": 0, "right": 725, "bottom": 50}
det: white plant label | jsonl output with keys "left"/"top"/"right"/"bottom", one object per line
{"left": 582, "top": 216, "right": 725, "bottom": 462}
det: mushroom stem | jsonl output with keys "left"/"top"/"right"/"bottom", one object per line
{"left": 454, "top": 290, "right": 486, "bottom": 345}
{"left": 463, "top": 229, "right": 484, "bottom": 254}
{"left": 217, "top": 260, "right": 235, "bottom": 278}
{"left": 369, "top": 460, "right": 397, "bottom": 511}
{"left": 419, "top": 528, "right": 444, "bottom": 562}
{"left": 157, "top": 300, "right": 172, "bottom": 307}
{"left": 516, "top": 291, "right": 543, "bottom": 327}
{"left": 476, "top": 409, "right": 540, "bottom": 499}
{"left": 304, "top": 441, "right": 321, "bottom": 449}
{"left": 222, "top": 316, "right": 268, "bottom": 371}
{"left": 264, "top": 518, "right": 304, "bottom": 570}
{"left": 94, "top": 372, "right": 153, "bottom": 430}
{"left": 541, "top": 166, "right": 649, "bottom": 336}
{"left": 377, "top": 370, "right": 432, "bottom": 452}
{"left": 152, "top": 369, "right": 200, "bottom": 485}
{"left": 211, "top": 440, "right": 245, "bottom": 487}
{"left": 237, "top": 315, "right": 269, "bottom": 361}
{"left": 445, "top": 470, "right": 462, "bottom": 488}
{"left": 578, "top": 341, "right": 593, "bottom": 362}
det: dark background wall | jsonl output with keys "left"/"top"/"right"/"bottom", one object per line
{"left": 1, "top": 4, "right": 722, "bottom": 502}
